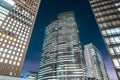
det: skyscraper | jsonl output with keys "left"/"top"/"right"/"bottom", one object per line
{"left": 89, "top": 0, "right": 120, "bottom": 79}
{"left": 84, "top": 43, "right": 109, "bottom": 80}
{"left": 38, "top": 12, "right": 85, "bottom": 80}
{"left": 0, "top": 0, "right": 41, "bottom": 77}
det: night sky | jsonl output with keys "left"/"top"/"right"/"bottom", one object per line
{"left": 21, "top": 0, "right": 118, "bottom": 79}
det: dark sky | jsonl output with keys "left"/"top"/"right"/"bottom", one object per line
{"left": 21, "top": 0, "right": 117, "bottom": 79}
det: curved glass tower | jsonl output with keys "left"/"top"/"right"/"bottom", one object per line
{"left": 38, "top": 12, "right": 85, "bottom": 80}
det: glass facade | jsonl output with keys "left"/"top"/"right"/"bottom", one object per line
{"left": 24, "top": 71, "right": 38, "bottom": 80}
{"left": 0, "top": 0, "right": 41, "bottom": 77}
{"left": 0, "top": 0, "right": 15, "bottom": 26}
{"left": 84, "top": 43, "right": 109, "bottom": 80}
{"left": 89, "top": 0, "right": 120, "bottom": 79}
{"left": 38, "top": 12, "right": 85, "bottom": 80}
{"left": 0, "top": 75, "right": 31, "bottom": 80}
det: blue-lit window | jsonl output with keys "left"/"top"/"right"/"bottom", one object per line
{"left": 0, "top": 6, "right": 9, "bottom": 15}
{"left": 0, "top": 13, "right": 6, "bottom": 20}
{"left": 114, "top": 46, "right": 120, "bottom": 54}
{"left": 3, "top": 0, "right": 15, "bottom": 6}
{"left": 106, "top": 29, "right": 111, "bottom": 35}
{"left": 114, "top": 37, "right": 120, "bottom": 43}
{"left": 102, "top": 31, "right": 107, "bottom": 36}
{"left": 109, "top": 37, "right": 116, "bottom": 44}
{"left": 113, "top": 58, "right": 120, "bottom": 68}
{"left": 115, "top": 2, "right": 120, "bottom": 6}
{"left": 102, "top": 28, "right": 120, "bottom": 36}
{"left": 108, "top": 37, "right": 120, "bottom": 44}
{"left": 105, "top": 38, "right": 110, "bottom": 45}
{"left": 108, "top": 48, "right": 115, "bottom": 55}
{"left": 0, "top": 0, "right": 16, "bottom": 26}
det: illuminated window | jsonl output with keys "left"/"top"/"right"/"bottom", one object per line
{"left": 118, "top": 8, "right": 120, "bottom": 11}
{"left": 108, "top": 48, "right": 115, "bottom": 55}
{"left": 6, "top": 55, "right": 10, "bottom": 58}
{"left": 2, "top": 43, "right": 5, "bottom": 47}
{"left": 102, "top": 30, "right": 106, "bottom": 36}
{"left": 113, "top": 59, "right": 120, "bottom": 68}
{"left": 13, "top": 61, "right": 16, "bottom": 65}
{"left": 16, "top": 53, "right": 19, "bottom": 55}
{"left": 109, "top": 37, "right": 115, "bottom": 44}
{"left": 4, "top": 59, "right": 8, "bottom": 63}
{"left": 115, "top": 3, "right": 120, "bottom": 6}
{"left": 114, "top": 47, "right": 120, "bottom": 53}
{"left": 4, "top": 39, "right": 7, "bottom": 42}
{"left": 14, "top": 47, "right": 17, "bottom": 50}
{"left": 10, "top": 46, "right": 13, "bottom": 49}
{"left": 13, "top": 38, "right": 16, "bottom": 41}
{"left": 6, "top": 35, "right": 9, "bottom": 39}
{"left": 106, "top": 30, "right": 111, "bottom": 35}
{"left": 0, "top": 21, "right": 2, "bottom": 26}
{"left": 0, "top": 58, "right": 3, "bottom": 62}
{"left": 17, "top": 40, "right": 20, "bottom": 43}
{"left": 11, "top": 56, "right": 14, "bottom": 59}
{"left": 3, "top": 0, "right": 15, "bottom": 6}
{"left": 8, "top": 50, "right": 12, "bottom": 54}
{"left": 10, "top": 29, "right": 12, "bottom": 31}
{"left": 15, "top": 43, "right": 18, "bottom": 47}
{"left": 13, "top": 51, "right": 15, "bottom": 55}
{"left": 19, "top": 45, "right": 22, "bottom": 48}
{"left": 9, "top": 60, "right": 12, "bottom": 64}
{"left": 4, "top": 49, "right": 8, "bottom": 52}
{"left": 21, "top": 50, "right": 24, "bottom": 52}
{"left": 17, "top": 62, "right": 20, "bottom": 66}
{"left": 114, "top": 37, "right": 120, "bottom": 43}
{"left": 0, "top": 13, "right": 6, "bottom": 20}
{"left": 115, "top": 28, "right": 120, "bottom": 34}
{"left": 15, "top": 57, "right": 18, "bottom": 60}
{"left": 19, "top": 58, "right": 21, "bottom": 61}
{"left": 2, "top": 34, "right": 5, "bottom": 37}
{"left": 12, "top": 42, "right": 15, "bottom": 45}
{"left": 0, "top": 6, "right": 9, "bottom": 15}
{"left": 22, "top": 46, "right": 25, "bottom": 49}
{"left": 10, "top": 37, "right": 13, "bottom": 40}
{"left": 7, "top": 45, "right": 10, "bottom": 48}
{"left": 20, "top": 54, "right": 23, "bottom": 57}
{"left": 9, "top": 72, "right": 12, "bottom": 76}
{"left": 8, "top": 41, "right": 11, "bottom": 44}
{"left": 18, "top": 48, "right": 20, "bottom": 51}
{"left": 2, "top": 54, "right": 6, "bottom": 57}
{"left": 2, "top": 26, "right": 5, "bottom": 29}
{"left": 0, "top": 38, "right": 3, "bottom": 41}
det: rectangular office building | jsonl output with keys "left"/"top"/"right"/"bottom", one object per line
{"left": 84, "top": 43, "right": 109, "bottom": 80}
{"left": 89, "top": 0, "right": 120, "bottom": 79}
{"left": 0, "top": 0, "right": 41, "bottom": 77}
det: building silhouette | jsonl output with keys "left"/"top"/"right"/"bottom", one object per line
{"left": 0, "top": 0, "right": 41, "bottom": 77}
{"left": 38, "top": 12, "right": 85, "bottom": 80}
{"left": 89, "top": 0, "right": 120, "bottom": 79}
{"left": 84, "top": 43, "right": 109, "bottom": 80}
